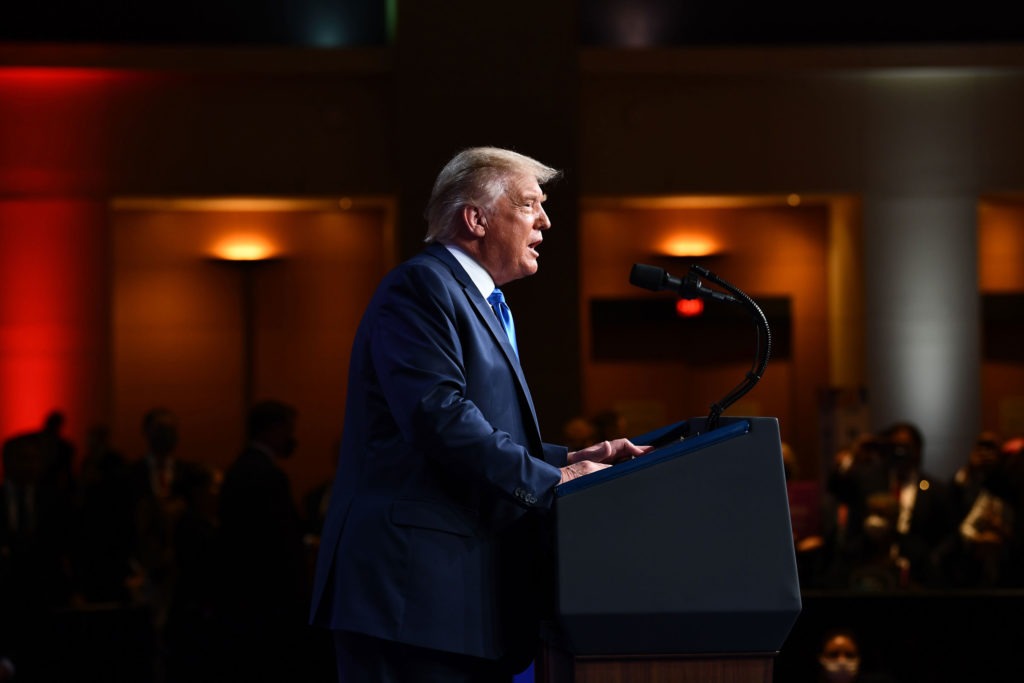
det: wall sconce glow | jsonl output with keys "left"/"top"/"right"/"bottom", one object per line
{"left": 660, "top": 235, "right": 719, "bottom": 258}
{"left": 210, "top": 235, "right": 278, "bottom": 261}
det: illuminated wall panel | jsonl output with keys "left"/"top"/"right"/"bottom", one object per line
{"left": 979, "top": 199, "right": 1024, "bottom": 439}
{"left": 579, "top": 199, "right": 829, "bottom": 473}
{"left": 0, "top": 67, "right": 132, "bottom": 460}
{"left": 111, "top": 198, "right": 394, "bottom": 500}
{"left": 0, "top": 200, "right": 108, "bottom": 450}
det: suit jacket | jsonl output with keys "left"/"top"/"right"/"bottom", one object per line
{"left": 309, "top": 244, "right": 567, "bottom": 668}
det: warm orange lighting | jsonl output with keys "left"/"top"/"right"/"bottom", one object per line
{"left": 676, "top": 298, "right": 705, "bottom": 317}
{"left": 787, "top": 194, "right": 802, "bottom": 207}
{"left": 210, "top": 235, "right": 279, "bottom": 261}
{"left": 659, "top": 235, "right": 719, "bottom": 258}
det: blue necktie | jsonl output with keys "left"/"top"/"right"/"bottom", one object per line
{"left": 487, "top": 288, "right": 518, "bottom": 357}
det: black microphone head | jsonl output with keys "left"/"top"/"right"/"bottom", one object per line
{"left": 629, "top": 263, "right": 667, "bottom": 292}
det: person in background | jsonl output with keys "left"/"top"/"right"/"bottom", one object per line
{"left": 125, "top": 407, "right": 209, "bottom": 679}
{"left": 949, "top": 431, "right": 1004, "bottom": 522}
{"left": 826, "top": 421, "right": 955, "bottom": 588}
{"left": 214, "top": 399, "right": 313, "bottom": 682}
{"left": 1, "top": 417, "right": 77, "bottom": 680}
{"left": 816, "top": 627, "right": 902, "bottom": 683}
{"left": 309, "top": 147, "right": 649, "bottom": 683}
{"left": 939, "top": 432, "right": 1023, "bottom": 588}
{"left": 71, "top": 423, "right": 133, "bottom": 605}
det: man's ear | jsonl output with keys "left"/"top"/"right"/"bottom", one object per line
{"left": 462, "top": 205, "right": 487, "bottom": 238}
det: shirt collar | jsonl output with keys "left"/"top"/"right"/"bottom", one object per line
{"left": 444, "top": 244, "right": 496, "bottom": 298}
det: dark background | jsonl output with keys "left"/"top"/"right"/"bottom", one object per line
{"left": 3, "top": 0, "right": 1023, "bottom": 47}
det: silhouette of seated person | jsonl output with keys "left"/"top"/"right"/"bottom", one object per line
{"left": 825, "top": 421, "right": 954, "bottom": 589}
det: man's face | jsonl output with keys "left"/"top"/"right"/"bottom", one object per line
{"left": 889, "top": 427, "right": 921, "bottom": 471}
{"left": 477, "top": 173, "right": 551, "bottom": 286}
{"left": 147, "top": 415, "right": 179, "bottom": 457}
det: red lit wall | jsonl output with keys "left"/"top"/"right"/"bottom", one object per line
{"left": 0, "top": 200, "right": 109, "bottom": 452}
{"left": 0, "top": 68, "right": 126, "bottom": 457}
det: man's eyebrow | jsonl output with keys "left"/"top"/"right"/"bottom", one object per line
{"left": 512, "top": 190, "right": 546, "bottom": 204}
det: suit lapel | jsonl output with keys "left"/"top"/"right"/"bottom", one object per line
{"left": 424, "top": 245, "right": 543, "bottom": 441}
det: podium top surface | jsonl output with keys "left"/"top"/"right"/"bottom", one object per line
{"left": 555, "top": 418, "right": 751, "bottom": 497}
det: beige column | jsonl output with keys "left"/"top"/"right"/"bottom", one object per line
{"left": 859, "top": 71, "right": 986, "bottom": 479}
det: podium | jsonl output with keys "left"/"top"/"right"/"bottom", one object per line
{"left": 539, "top": 416, "right": 802, "bottom": 682}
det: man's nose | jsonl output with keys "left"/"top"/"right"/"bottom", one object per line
{"left": 537, "top": 206, "right": 551, "bottom": 229}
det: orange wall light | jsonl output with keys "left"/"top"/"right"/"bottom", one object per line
{"left": 210, "top": 234, "right": 280, "bottom": 261}
{"left": 659, "top": 234, "right": 720, "bottom": 258}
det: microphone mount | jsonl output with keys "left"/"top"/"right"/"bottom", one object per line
{"left": 629, "top": 263, "right": 737, "bottom": 304}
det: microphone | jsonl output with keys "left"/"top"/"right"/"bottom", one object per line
{"left": 629, "top": 263, "right": 738, "bottom": 304}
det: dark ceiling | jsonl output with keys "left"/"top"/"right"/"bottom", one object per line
{"left": 1, "top": 0, "right": 1020, "bottom": 48}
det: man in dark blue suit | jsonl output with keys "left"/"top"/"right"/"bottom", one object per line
{"left": 310, "top": 147, "right": 648, "bottom": 682}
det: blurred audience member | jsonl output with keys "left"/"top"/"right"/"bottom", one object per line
{"left": 825, "top": 421, "right": 954, "bottom": 589}
{"left": 817, "top": 627, "right": 901, "bottom": 683}
{"left": 562, "top": 416, "right": 597, "bottom": 451}
{"left": 301, "top": 437, "right": 341, "bottom": 545}
{"left": 162, "top": 461, "right": 222, "bottom": 683}
{"left": 782, "top": 442, "right": 831, "bottom": 586}
{"left": 70, "top": 423, "right": 134, "bottom": 604}
{"left": 125, "top": 407, "right": 209, "bottom": 677}
{"left": 1, "top": 413, "right": 77, "bottom": 680}
{"left": 36, "top": 410, "right": 75, "bottom": 498}
{"left": 214, "top": 399, "right": 314, "bottom": 681}
{"left": 592, "top": 409, "right": 627, "bottom": 441}
{"left": 939, "top": 432, "right": 1023, "bottom": 588}
{"left": 950, "top": 431, "right": 1003, "bottom": 520}
{"left": 848, "top": 492, "right": 909, "bottom": 591}
{"left": 562, "top": 409, "right": 626, "bottom": 452}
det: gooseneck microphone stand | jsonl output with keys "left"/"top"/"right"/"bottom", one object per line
{"left": 628, "top": 263, "right": 772, "bottom": 432}
{"left": 689, "top": 265, "right": 771, "bottom": 431}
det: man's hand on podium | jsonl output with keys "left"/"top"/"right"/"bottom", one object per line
{"left": 559, "top": 439, "right": 653, "bottom": 485}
